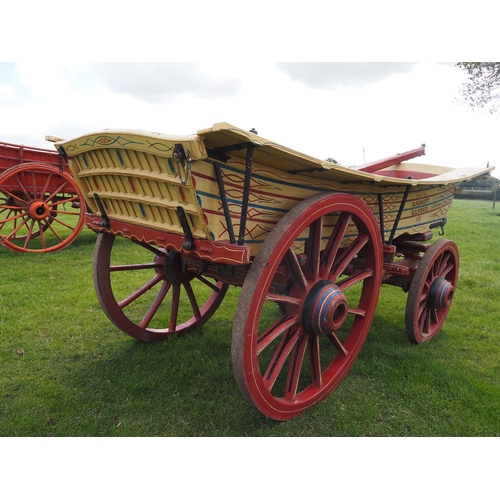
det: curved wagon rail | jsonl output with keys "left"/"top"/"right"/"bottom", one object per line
{"left": 52, "top": 122, "right": 494, "bottom": 420}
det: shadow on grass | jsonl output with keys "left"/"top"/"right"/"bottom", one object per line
{"left": 56, "top": 326, "right": 282, "bottom": 437}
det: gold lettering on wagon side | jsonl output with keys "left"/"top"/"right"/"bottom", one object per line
{"left": 411, "top": 206, "right": 429, "bottom": 216}
{"left": 411, "top": 197, "right": 430, "bottom": 207}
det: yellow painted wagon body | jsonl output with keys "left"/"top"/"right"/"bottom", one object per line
{"left": 54, "top": 122, "right": 493, "bottom": 258}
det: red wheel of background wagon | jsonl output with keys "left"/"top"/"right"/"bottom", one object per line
{"left": 0, "top": 162, "right": 85, "bottom": 253}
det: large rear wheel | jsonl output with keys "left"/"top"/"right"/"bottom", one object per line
{"left": 232, "top": 192, "right": 383, "bottom": 420}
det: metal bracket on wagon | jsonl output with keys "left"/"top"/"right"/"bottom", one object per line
{"left": 173, "top": 143, "right": 192, "bottom": 185}
{"left": 429, "top": 218, "right": 447, "bottom": 236}
{"left": 93, "top": 193, "right": 110, "bottom": 229}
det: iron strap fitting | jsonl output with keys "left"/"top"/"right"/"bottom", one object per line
{"left": 173, "top": 143, "right": 192, "bottom": 185}
{"left": 58, "top": 146, "right": 67, "bottom": 173}
{"left": 429, "top": 218, "right": 447, "bottom": 236}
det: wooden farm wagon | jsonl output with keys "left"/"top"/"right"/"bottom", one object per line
{"left": 0, "top": 140, "right": 85, "bottom": 252}
{"left": 51, "top": 123, "right": 493, "bottom": 420}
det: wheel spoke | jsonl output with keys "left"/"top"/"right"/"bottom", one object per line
{"left": 195, "top": 274, "right": 220, "bottom": 291}
{"left": 168, "top": 284, "right": 181, "bottom": 332}
{"left": 337, "top": 268, "right": 374, "bottom": 290}
{"left": 262, "top": 326, "right": 301, "bottom": 391}
{"left": 265, "top": 292, "right": 302, "bottom": 307}
{"left": 44, "top": 221, "right": 64, "bottom": 242}
{"left": 118, "top": 274, "right": 164, "bottom": 309}
{"left": 284, "top": 247, "right": 308, "bottom": 292}
{"left": 284, "top": 333, "right": 308, "bottom": 401}
{"left": 0, "top": 186, "right": 26, "bottom": 205}
{"left": 305, "top": 217, "right": 323, "bottom": 280}
{"left": 139, "top": 280, "right": 170, "bottom": 328}
{"left": 330, "top": 234, "right": 370, "bottom": 280}
{"left": 41, "top": 171, "right": 54, "bottom": 198}
{"left": 13, "top": 174, "right": 33, "bottom": 201}
{"left": 308, "top": 335, "right": 322, "bottom": 388}
{"left": 136, "top": 240, "right": 168, "bottom": 258}
{"left": 47, "top": 214, "right": 80, "bottom": 232}
{"left": 30, "top": 169, "right": 38, "bottom": 198}
{"left": 5, "top": 213, "right": 29, "bottom": 239}
{"left": 183, "top": 281, "right": 201, "bottom": 320}
{"left": 111, "top": 262, "right": 159, "bottom": 272}
{"left": 23, "top": 219, "right": 37, "bottom": 249}
{"left": 326, "top": 331, "right": 349, "bottom": 357}
{"left": 257, "top": 313, "right": 300, "bottom": 354}
{"left": 44, "top": 181, "right": 68, "bottom": 203}
{"left": 319, "top": 211, "right": 351, "bottom": 278}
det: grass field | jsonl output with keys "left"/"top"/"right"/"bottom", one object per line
{"left": 1, "top": 199, "right": 499, "bottom": 437}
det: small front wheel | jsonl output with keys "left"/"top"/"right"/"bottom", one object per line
{"left": 405, "top": 239, "right": 459, "bottom": 344}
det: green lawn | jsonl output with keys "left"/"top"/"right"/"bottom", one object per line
{"left": 1, "top": 199, "right": 499, "bottom": 437}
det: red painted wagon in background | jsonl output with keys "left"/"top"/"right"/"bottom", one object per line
{"left": 0, "top": 140, "right": 85, "bottom": 252}
{"left": 52, "top": 123, "right": 493, "bottom": 420}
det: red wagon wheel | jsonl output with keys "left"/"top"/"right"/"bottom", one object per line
{"left": 0, "top": 163, "right": 85, "bottom": 253}
{"left": 232, "top": 192, "right": 383, "bottom": 420}
{"left": 93, "top": 232, "right": 229, "bottom": 342}
{"left": 405, "top": 239, "right": 459, "bottom": 344}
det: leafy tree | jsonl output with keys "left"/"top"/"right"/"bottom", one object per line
{"left": 325, "top": 157, "right": 338, "bottom": 164}
{"left": 456, "top": 62, "right": 500, "bottom": 113}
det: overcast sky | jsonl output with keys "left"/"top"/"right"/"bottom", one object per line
{"left": 2, "top": 62, "right": 499, "bottom": 178}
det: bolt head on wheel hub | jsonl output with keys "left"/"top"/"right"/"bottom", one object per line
{"left": 302, "top": 280, "right": 349, "bottom": 335}
{"left": 28, "top": 201, "right": 50, "bottom": 220}
{"left": 428, "top": 277, "right": 454, "bottom": 309}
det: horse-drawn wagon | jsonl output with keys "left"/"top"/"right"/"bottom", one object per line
{"left": 0, "top": 140, "right": 85, "bottom": 252}
{"left": 50, "top": 123, "right": 493, "bottom": 420}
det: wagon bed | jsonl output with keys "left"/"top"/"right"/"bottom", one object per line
{"left": 52, "top": 123, "right": 493, "bottom": 420}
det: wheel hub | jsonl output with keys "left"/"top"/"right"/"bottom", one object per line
{"left": 428, "top": 277, "right": 454, "bottom": 309}
{"left": 28, "top": 200, "right": 50, "bottom": 220}
{"left": 302, "top": 280, "right": 349, "bottom": 335}
{"left": 163, "top": 250, "right": 194, "bottom": 284}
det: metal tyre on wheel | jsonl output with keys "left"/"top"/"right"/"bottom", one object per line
{"left": 93, "top": 232, "right": 229, "bottom": 342}
{"left": 405, "top": 239, "right": 459, "bottom": 344}
{"left": 232, "top": 192, "right": 383, "bottom": 420}
{"left": 0, "top": 163, "right": 85, "bottom": 253}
